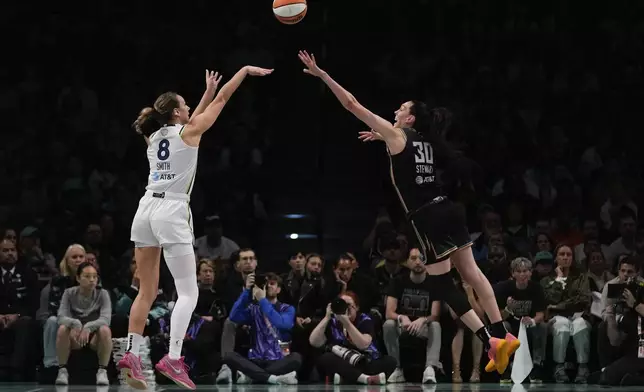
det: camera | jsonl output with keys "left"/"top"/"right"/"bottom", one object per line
{"left": 331, "top": 345, "right": 367, "bottom": 366}
{"left": 254, "top": 274, "right": 267, "bottom": 288}
{"left": 607, "top": 279, "right": 644, "bottom": 301}
{"left": 331, "top": 297, "right": 348, "bottom": 315}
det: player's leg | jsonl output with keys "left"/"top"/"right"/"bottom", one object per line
{"left": 154, "top": 242, "right": 198, "bottom": 389}
{"left": 119, "top": 199, "right": 161, "bottom": 390}
{"left": 128, "top": 247, "right": 161, "bottom": 346}
{"left": 437, "top": 201, "right": 519, "bottom": 373}
{"left": 164, "top": 242, "right": 199, "bottom": 359}
{"left": 419, "top": 202, "right": 517, "bottom": 374}
{"left": 450, "top": 248, "right": 520, "bottom": 372}
{"left": 128, "top": 204, "right": 162, "bottom": 357}
{"left": 450, "top": 249, "right": 505, "bottom": 331}
{"left": 153, "top": 201, "right": 198, "bottom": 389}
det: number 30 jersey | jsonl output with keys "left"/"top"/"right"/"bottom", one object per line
{"left": 145, "top": 124, "right": 199, "bottom": 196}
{"left": 388, "top": 127, "right": 440, "bottom": 213}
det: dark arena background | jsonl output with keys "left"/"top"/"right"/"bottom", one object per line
{"left": 3, "top": 0, "right": 644, "bottom": 391}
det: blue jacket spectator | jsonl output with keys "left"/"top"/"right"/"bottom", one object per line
{"left": 223, "top": 273, "right": 301, "bottom": 384}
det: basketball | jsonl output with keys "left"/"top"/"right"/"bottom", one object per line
{"left": 273, "top": 0, "right": 307, "bottom": 25}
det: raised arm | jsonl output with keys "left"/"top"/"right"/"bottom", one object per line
{"left": 298, "top": 51, "right": 402, "bottom": 145}
{"left": 182, "top": 65, "right": 273, "bottom": 144}
{"left": 188, "top": 70, "right": 223, "bottom": 121}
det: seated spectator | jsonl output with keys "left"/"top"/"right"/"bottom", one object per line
{"left": 384, "top": 248, "right": 442, "bottom": 384}
{"left": 310, "top": 292, "right": 396, "bottom": 385}
{"left": 217, "top": 248, "right": 258, "bottom": 382}
{"left": 541, "top": 244, "right": 591, "bottom": 383}
{"left": 596, "top": 261, "right": 644, "bottom": 385}
{"left": 55, "top": 262, "right": 112, "bottom": 386}
{"left": 281, "top": 253, "right": 336, "bottom": 382}
{"left": 332, "top": 254, "right": 380, "bottom": 319}
{"left": 448, "top": 276, "right": 484, "bottom": 383}
{"left": 534, "top": 232, "right": 554, "bottom": 255}
{"left": 494, "top": 257, "right": 547, "bottom": 383}
{"left": 0, "top": 238, "right": 40, "bottom": 381}
{"left": 586, "top": 246, "right": 614, "bottom": 292}
{"left": 18, "top": 226, "right": 57, "bottom": 288}
{"left": 221, "top": 273, "right": 300, "bottom": 384}
{"left": 597, "top": 256, "right": 643, "bottom": 370}
{"left": 532, "top": 251, "right": 554, "bottom": 282}
{"left": 1, "top": 228, "right": 17, "bottom": 245}
{"left": 470, "top": 207, "right": 502, "bottom": 262}
{"left": 372, "top": 234, "right": 409, "bottom": 317}
{"left": 605, "top": 207, "right": 638, "bottom": 266}
{"left": 280, "top": 252, "right": 306, "bottom": 302}
{"left": 36, "top": 244, "right": 87, "bottom": 371}
{"left": 503, "top": 201, "right": 534, "bottom": 257}
{"left": 195, "top": 215, "right": 240, "bottom": 261}
{"left": 573, "top": 217, "right": 609, "bottom": 264}
{"left": 482, "top": 245, "right": 510, "bottom": 284}
{"left": 195, "top": 259, "right": 227, "bottom": 322}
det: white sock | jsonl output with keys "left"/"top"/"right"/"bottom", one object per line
{"left": 168, "top": 337, "right": 184, "bottom": 360}
{"left": 357, "top": 374, "right": 369, "bottom": 384}
{"left": 267, "top": 375, "right": 278, "bottom": 384}
{"left": 126, "top": 333, "right": 143, "bottom": 357}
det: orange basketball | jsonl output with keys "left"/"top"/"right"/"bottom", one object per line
{"left": 273, "top": 0, "right": 307, "bottom": 25}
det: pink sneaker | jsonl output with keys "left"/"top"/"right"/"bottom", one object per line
{"left": 117, "top": 352, "right": 147, "bottom": 390}
{"left": 155, "top": 354, "right": 196, "bottom": 390}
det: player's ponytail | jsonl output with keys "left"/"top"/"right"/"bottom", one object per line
{"left": 410, "top": 101, "right": 459, "bottom": 159}
{"left": 133, "top": 92, "right": 180, "bottom": 137}
{"left": 133, "top": 107, "right": 162, "bottom": 137}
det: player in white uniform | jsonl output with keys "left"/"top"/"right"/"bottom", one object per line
{"left": 118, "top": 66, "right": 273, "bottom": 390}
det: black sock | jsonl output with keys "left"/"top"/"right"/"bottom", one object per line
{"left": 475, "top": 326, "right": 492, "bottom": 351}
{"left": 98, "top": 365, "right": 106, "bottom": 370}
{"left": 59, "top": 365, "right": 67, "bottom": 369}
{"left": 490, "top": 321, "right": 508, "bottom": 339}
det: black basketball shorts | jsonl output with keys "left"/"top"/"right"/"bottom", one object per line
{"left": 408, "top": 199, "right": 473, "bottom": 264}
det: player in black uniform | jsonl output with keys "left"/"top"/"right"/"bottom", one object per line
{"left": 298, "top": 50, "right": 520, "bottom": 374}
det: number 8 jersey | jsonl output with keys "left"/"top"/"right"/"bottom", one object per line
{"left": 388, "top": 127, "right": 440, "bottom": 214}
{"left": 145, "top": 124, "right": 199, "bottom": 196}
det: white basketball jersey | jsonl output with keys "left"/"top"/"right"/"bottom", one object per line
{"left": 145, "top": 124, "right": 198, "bottom": 195}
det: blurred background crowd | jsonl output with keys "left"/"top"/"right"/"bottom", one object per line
{"left": 2, "top": 0, "right": 643, "bottom": 387}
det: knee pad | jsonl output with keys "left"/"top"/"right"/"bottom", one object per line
{"left": 430, "top": 273, "right": 471, "bottom": 317}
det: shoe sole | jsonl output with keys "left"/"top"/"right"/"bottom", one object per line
{"left": 495, "top": 338, "right": 520, "bottom": 375}
{"left": 498, "top": 339, "right": 521, "bottom": 374}
{"left": 484, "top": 338, "right": 522, "bottom": 374}
{"left": 157, "top": 368, "right": 196, "bottom": 390}
{"left": 484, "top": 339, "right": 507, "bottom": 373}
{"left": 120, "top": 368, "right": 148, "bottom": 390}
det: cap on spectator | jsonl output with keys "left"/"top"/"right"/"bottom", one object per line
{"left": 534, "top": 251, "right": 554, "bottom": 264}
{"left": 20, "top": 226, "right": 39, "bottom": 238}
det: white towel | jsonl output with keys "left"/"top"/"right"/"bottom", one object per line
{"left": 511, "top": 323, "right": 533, "bottom": 384}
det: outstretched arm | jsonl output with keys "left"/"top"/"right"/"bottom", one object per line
{"left": 182, "top": 66, "right": 273, "bottom": 142}
{"left": 189, "top": 70, "right": 223, "bottom": 121}
{"left": 298, "top": 51, "right": 400, "bottom": 143}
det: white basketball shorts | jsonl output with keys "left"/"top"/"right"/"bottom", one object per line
{"left": 130, "top": 190, "right": 194, "bottom": 247}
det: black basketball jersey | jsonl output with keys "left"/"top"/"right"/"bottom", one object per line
{"left": 388, "top": 128, "right": 442, "bottom": 213}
